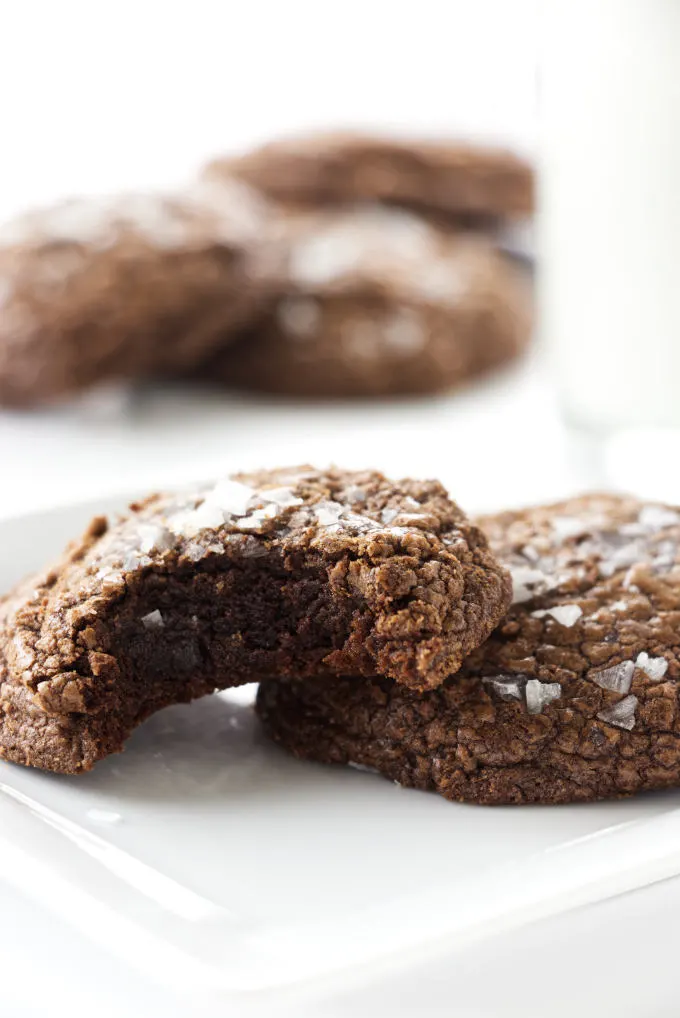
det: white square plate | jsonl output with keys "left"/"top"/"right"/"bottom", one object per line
{"left": 3, "top": 495, "right": 680, "bottom": 1014}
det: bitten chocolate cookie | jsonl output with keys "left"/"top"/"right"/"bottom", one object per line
{"left": 206, "top": 132, "right": 534, "bottom": 222}
{"left": 204, "top": 207, "right": 532, "bottom": 398}
{"left": 0, "top": 467, "right": 510, "bottom": 773}
{"left": 0, "top": 178, "right": 277, "bottom": 406}
{"left": 257, "top": 494, "right": 680, "bottom": 805}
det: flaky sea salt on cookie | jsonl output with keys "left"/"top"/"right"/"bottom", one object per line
{"left": 257, "top": 494, "right": 680, "bottom": 805}
{"left": 0, "top": 466, "right": 510, "bottom": 773}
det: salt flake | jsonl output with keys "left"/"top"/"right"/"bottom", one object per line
{"left": 598, "top": 543, "right": 642, "bottom": 578}
{"left": 635, "top": 652, "right": 668, "bottom": 681}
{"left": 259, "top": 486, "right": 303, "bottom": 508}
{"left": 394, "top": 512, "right": 429, "bottom": 524}
{"left": 238, "top": 505, "right": 279, "bottom": 531}
{"left": 315, "top": 501, "right": 344, "bottom": 526}
{"left": 239, "top": 536, "right": 269, "bottom": 557}
{"left": 509, "top": 566, "right": 548, "bottom": 604}
{"left": 638, "top": 505, "right": 680, "bottom": 530}
{"left": 341, "top": 512, "right": 375, "bottom": 531}
{"left": 531, "top": 604, "right": 583, "bottom": 628}
{"left": 122, "top": 552, "right": 152, "bottom": 571}
{"left": 483, "top": 675, "right": 523, "bottom": 702}
{"left": 620, "top": 522, "right": 647, "bottom": 538}
{"left": 591, "top": 661, "right": 634, "bottom": 694}
{"left": 141, "top": 609, "right": 164, "bottom": 630}
{"left": 170, "top": 501, "right": 225, "bottom": 538}
{"left": 290, "top": 229, "right": 364, "bottom": 286}
{"left": 597, "top": 694, "right": 638, "bottom": 731}
{"left": 551, "top": 516, "right": 586, "bottom": 539}
{"left": 184, "top": 542, "right": 207, "bottom": 562}
{"left": 207, "top": 478, "right": 255, "bottom": 516}
{"left": 609, "top": 600, "right": 629, "bottom": 612}
{"left": 138, "top": 523, "right": 174, "bottom": 555}
{"left": 525, "top": 679, "right": 562, "bottom": 714}
{"left": 652, "top": 540, "right": 677, "bottom": 572}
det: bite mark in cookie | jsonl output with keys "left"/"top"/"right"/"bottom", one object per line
{"left": 0, "top": 467, "right": 510, "bottom": 773}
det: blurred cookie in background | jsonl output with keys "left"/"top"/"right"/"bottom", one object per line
{"left": 205, "top": 131, "right": 534, "bottom": 225}
{"left": 0, "top": 178, "right": 278, "bottom": 407}
{"left": 201, "top": 206, "right": 532, "bottom": 399}
{"left": 0, "top": 133, "right": 534, "bottom": 408}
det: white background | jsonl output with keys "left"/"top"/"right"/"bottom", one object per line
{"left": 0, "top": 0, "right": 545, "bottom": 519}
{"left": 0, "top": 0, "right": 538, "bottom": 217}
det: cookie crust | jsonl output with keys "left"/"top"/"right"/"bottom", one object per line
{"left": 257, "top": 495, "right": 680, "bottom": 804}
{"left": 0, "top": 467, "right": 510, "bottom": 772}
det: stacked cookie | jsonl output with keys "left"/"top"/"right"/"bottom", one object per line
{"left": 200, "top": 206, "right": 531, "bottom": 398}
{"left": 204, "top": 133, "right": 533, "bottom": 397}
{"left": 0, "top": 133, "right": 533, "bottom": 406}
{"left": 259, "top": 493, "right": 680, "bottom": 804}
{"left": 3, "top": 467, "right": 680, "bottom": 807}
{"left": 0, "top": 467, "right": 511, "bottom": 772}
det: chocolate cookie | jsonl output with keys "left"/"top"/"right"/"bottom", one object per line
{"left": 0, "top": 178, "right": 277, "bottom": 406}
{"left": 206, "top": 132, "right": 534, "bottom": 222}
{"left": 0, "top": 467, "right": 510, "bottom": 773}
{"left": 205, "top": 207, "right": 532, "bottom": 398}
{"left": 257, "top": 495, "right": 680, "bottom": 805}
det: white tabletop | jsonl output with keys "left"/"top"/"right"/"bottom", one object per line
{"left": 0, "top": 356, "right": 566, "bottom": 521}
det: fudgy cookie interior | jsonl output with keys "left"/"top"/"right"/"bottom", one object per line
{"left": 3, "top": 543, "right": 365, "bottom": 773}
{"left": 1, "top": 468, "right": 511, "bottom": 772}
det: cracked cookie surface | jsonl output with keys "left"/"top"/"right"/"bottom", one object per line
{"left": 257, "top": 494, "right": 680, "bottom": 804}
{"left": 0, "top": 467, "right": 509, "bottom": 772}
{"left": 0, "top": 179, "right": 276, "bottom": 406}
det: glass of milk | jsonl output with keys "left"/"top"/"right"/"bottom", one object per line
{"left": 541, "top": 1, "right": 680, "bottom": 498}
